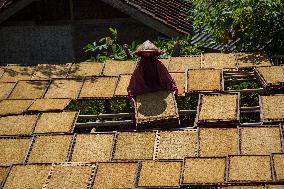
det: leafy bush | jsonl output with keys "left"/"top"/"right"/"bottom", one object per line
{"left": 153, "top": 35, "right": 204, "bottom": 58}
{"left": 84, "top": 28, "right": 139, "bottom": 62}
{"left": 84, "top": 28, "right": 203, "bottom": 61}
{"left": 186, "top": 0, "right": 284, "bottom": 53}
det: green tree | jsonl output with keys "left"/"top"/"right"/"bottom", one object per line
{"left": 186, "top": 0, "right": 284, "bottom": 53}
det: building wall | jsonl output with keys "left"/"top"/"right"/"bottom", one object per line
{"left": 0, "top": 25, "right": 73, "bottom": 65}
{"left": 0, "top": 0, "right": 160, "bottom": 65}
{"left": 0, "top": 19, "right": 159, "bottom": 65}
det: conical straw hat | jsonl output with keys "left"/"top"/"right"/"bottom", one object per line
{"left": 135, "top": 40, "right": 161, "bottom": 56}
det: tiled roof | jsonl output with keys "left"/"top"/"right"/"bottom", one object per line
{"left": 120, "top": 0, "right": 193, "bottom": 34}
{"left": 0, "top": 0, "right": 13, "bottom": 11}
{"left": 0, "top": 0, "right": 192, "bottom": 35}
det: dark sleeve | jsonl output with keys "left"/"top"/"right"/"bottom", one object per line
{"left": 127, "top": 64, "right": 142, "bottom": 98}
{"left": 127, "top": 73, "right": 136, "bottom": 99}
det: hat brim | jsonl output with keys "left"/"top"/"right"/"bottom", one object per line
{"left": 135, "top": 50, "right": 161, "bottom": 56}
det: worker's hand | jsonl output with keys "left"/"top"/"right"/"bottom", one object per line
{"left": 128, "top": 92, "right": 134, "bottom": 101}
{"left": 173, "top": 89, "right": 178, "bottom": 96}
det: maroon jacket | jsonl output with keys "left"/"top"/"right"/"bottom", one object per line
{"left": 127, "top": 57, "right": 178, "bottom": 99}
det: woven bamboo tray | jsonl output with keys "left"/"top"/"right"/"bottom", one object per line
{"left": 28, "top": 98, "right": 71, "bottom": 112}
{"left": 260, "top": 95, "right": 284, "bottom": 124}
{"left": 186, "top": 69, "right": 224, "bottom": 93}
{"left": 220, "top": 186, "right": 265, "bottom": 189}
{"left": 68, "top": 62, "right": 104, "bottom": 78}
{"left": 0, "top": 82, "right": 16, "bottom": 99}
{"left": 239, "top": 126, "right": 282, "bottom": 155}
{"left": 170, "top": 72, "right": 186, "bottom": 96}
{"left": 42, "top": 162, "right": 96, "bottom": 189}
{"left": 236, "top": 52, "right": 272, "bottom": 69}
{"left": 27, "top": 134, "right": 74, "bottom": 163}
{"left": 266, "top": 185, "right": 284, "bottom": 189}
{"left": 271, "top": 153, "right": 284, "bottom": 181}
{"left": 34, "top": 111, "right": 78, "bottom": 134}
{"left": 202, "top": 53, "right": 237, "bottom": 70}
{"left": 113, "top": 131, "right": 157, "bottom": 160}
{"left": 32, "top": 63, "right": 72, "bottom": 80}
{"left": 2, "top": 163, "right": 52, "bottom": 189}
{"left": 44, "top": 79, "right": 83, "bottom": 99}
{"left": 134, "top": 90, "right": 179, "bottom": 129}
{"left": 155, "top": 130, "right": 198, "bottom": 160}
{"left": 113, "top": 74, "right": 132, "bottom": 97}
{"left": 198, "top": 128, "right": 239, "bottom": 157}
{"left": 0, "top": 65, "right": 35, "bottom": 82}
{"left": 102, "top": 60, "right": 136, "bottom": 76}
{"left": 181, "top": 157, "right": 226, "bottom": 186}
{"left": 159, "top": 58, "right": 170, "bottom": 67}
{"left": 79, "top": 76, "right": 118, "bottom": 99}
{"left": 70, "top": 132, "right": 116, "bottom": 162}
{"left": 9, "top": 80, "right": 50, "bottom": 99}
{"left": 255, "top": 66, "right": 284, "bottom": 89}
{"left": 168, "top": 56, "right": 202, "bottom": 72}
{"left": 0, "top": 114, "right": 39, "bottom": 136}
{"left": 196, "top": 93, "right": 240, "bottom": 127}
{"left": 0, "top": 99, "right": 34, "bottom": 116}
{"left": 0, "top": 66, "right": 5, "bottom": 78}
{"left": 0, "top": 166, "right": 10, "bottom": 188}
{"left": 137, "top": 160, "right": 182, "bottom": 188}
{"left": 92, "top": 162, "right": 139, "bottom": 189}
{"left": 0, "top": 137, "right": 32, "bottom": 166}
{"left": 226, "top": 155, "right": 273, "bottom": 184}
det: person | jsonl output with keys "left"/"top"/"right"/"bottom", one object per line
{"left": 127, "top": 40, "right": 178, "bottom": 99}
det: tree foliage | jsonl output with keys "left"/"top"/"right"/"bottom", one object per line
{"left": 186, "top": 0, "right": 284, "bottom": 53}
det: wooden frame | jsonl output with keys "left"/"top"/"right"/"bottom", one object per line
{"left": 68, "top": 132, "right": 117, "bottom": 162}
{"left": 33, "top": 111, "right": 79, "bottom": 135}
{"left": 113, "top": 74, "right": 132, "bottom": 98}
{"left": 271, "top": 153, "right": 284, "bottom": 182}
{"left": 0, "top": 82, "right": 17, "bottom": 100}
{"left": 79, "top": 76, "right": 118, "bottom": 99}
{"left": 44, "top": 78, "right": 83, "bottom": 99}
{"left": 154, "top": 130, "right": 198, "bottom": 160}
{"left": 181, "top": 156, "right": 227, "bottom": 186}
{"left": 67, "top": 62, "right": 104, "bottom": 78}
{"left": 0, "top": 99, "right": 34, "bottom": 116}
{"left": 259, "top": 95, "right": 284, "bottom": 125}
{"left": 0, "top": 136, "right": 33, "bottom": 166}
{"left": 169, "top": 72, "right": 186, "bottom": 96}
{"left": 102, "top": 60, "right": 136, "bottom": 76}
{"left": 195, "top": 93, "right": 240, "bottom": 127}
{"left": 168, "top": 55, "right": 202, "bottom": 72}
{"left": 236, "top": 52, "right": 273, "bottom": 70}
{"left": 92, "top": 161, "right": 140, "bottom": 189}
{"left": 0, "top": 113, "right": 40, "bottom": 137}
{"left": 8, "top": 80, "right": 51, "bottom": 100}
{"left": 113, "top": 131, "right": 158, "bottom": 161}
{"left": 255, "top": 66, "right": 284, "bottom": 90}
{"left": 133, "top": 91, "right": 180, "bottom": 129}
{"left": 186, "top": 68, "right": 224, "bottom": 94}
{"left": 197, "top": 127, "right": 239, "bottom": 157}
{"left": 0, "top": 165, "right": 12, "bottom": 189}
{"left": 201, "top": 53, "right": 238, "bottom": 70}
{"left": 25, "top": 134, "right": 75, "bottom": 164}
{"left": 31, "top": 63, "right": 72, "bottom": 80}
{"left": 238, "top": 125, "right": 283, "bottom": 155}
{"left": 42, "top": 162, "right": 96, "bottom": 189}
{"left": 27, "top": 98, "right": 72, "bottom": 112}
{"left": 136, "top": 160, "right": 183, "bottom": 188}
{"left": 226, "top": 155, "right": 273, "bottom": 184}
